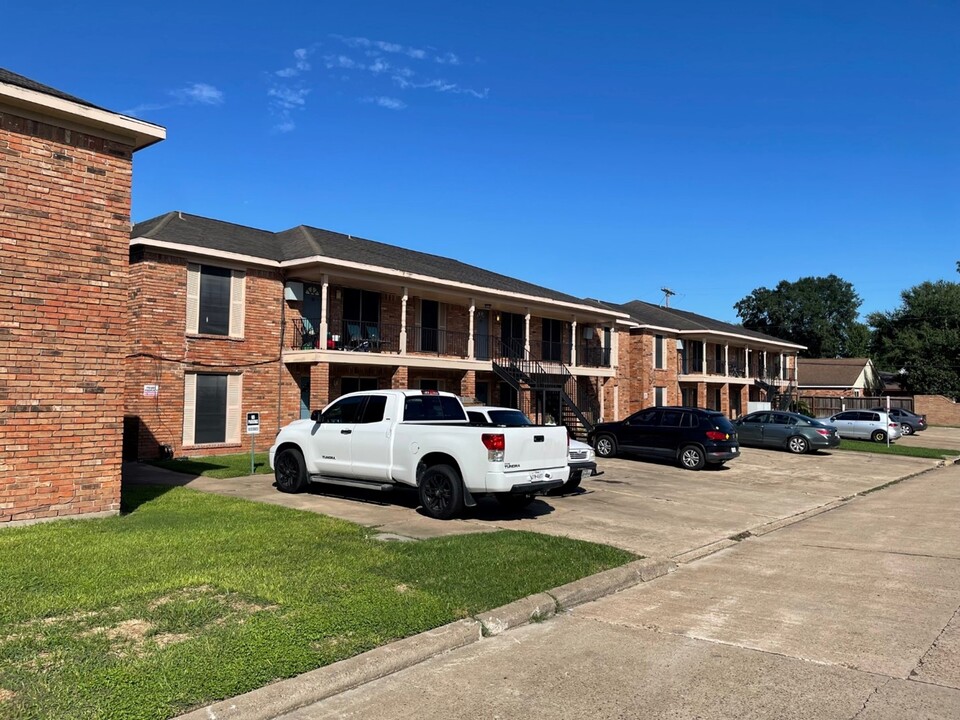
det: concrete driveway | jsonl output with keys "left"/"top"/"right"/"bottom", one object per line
{"left": 124, "top": 438, "right": 953, "bottom": 561}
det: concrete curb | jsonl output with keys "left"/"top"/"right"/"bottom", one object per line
{"left": 175, "top": 557, "right": 673, "bottom": 720}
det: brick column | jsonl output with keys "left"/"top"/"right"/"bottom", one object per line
{"left": 310, "top": 363, "right": 330, "bottom": 407}
{"left": 391, "top": 366, "right": 409, "bottom": 389}
{"left": 460, "top": 370, "right": 476, "bottom": 399}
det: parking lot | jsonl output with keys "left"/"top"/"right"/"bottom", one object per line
{"left": 128, "top": 436, "right": 957, "bottom": 560}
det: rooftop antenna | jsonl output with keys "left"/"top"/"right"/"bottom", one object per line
{"left": 660, "top": 287, "right": 676, "bottom": 307}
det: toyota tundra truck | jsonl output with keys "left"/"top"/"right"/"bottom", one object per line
{"left": 268, "top": 390, "right": 569, "bottom": 519}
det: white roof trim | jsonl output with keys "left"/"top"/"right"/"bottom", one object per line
{"left": 281, "top": 255, "right": 629, "bottom": 318}
{"left": 0, "top": 80, "right": 165, "bottom": 150}
{"left": 131, "top": 237, "right": 629, "bottom": 319}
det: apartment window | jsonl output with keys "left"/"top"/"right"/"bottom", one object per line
{"left": 186, "top": 264, "right": 245, "bottom": 337}
{"left": 341, "top": 377, "right": 378, "bottom": 395}
{"left": 542, "top": 318, "right": 564, "bottom": 362}
{"left": 183, "top": 373, "right": 241, "bottom": 446}
{"left": 655, "top": 335, "right": 665, "bottom": 369}
{"left": 418, "top": 299, "right": 446, "bottom": 353}
{"left": 654, "top": 387, "right": 666, "bottom": 406}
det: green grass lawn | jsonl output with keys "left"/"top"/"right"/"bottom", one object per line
{"left": 0, "top": 486, "right": 634, "bottom": 720}
{"left": 837, "top": 439, "right": 958, "bottom": 458}
{"left": 148, "top": 452, "right": 272, "bottom": 478}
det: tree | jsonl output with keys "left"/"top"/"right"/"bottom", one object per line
{"left": 869, "top": 280, "right": 960, "bottom": 399}
{"left": 734, "top": 275, "right": 864, "bottom": 358}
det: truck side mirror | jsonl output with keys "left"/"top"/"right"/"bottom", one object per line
{"left": 310, "top": 409, "right": 323, "bottom": 423}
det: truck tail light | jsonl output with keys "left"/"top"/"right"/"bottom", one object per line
{"left": 705, "top": 430, "right": 728, "bottom": 441}
{"left": 482, "top": 433, "right": 505, "bottom": 462}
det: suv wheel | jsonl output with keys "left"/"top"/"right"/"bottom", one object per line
{"left": 594, "top": 434, "right": 617, "bottom": 458}
{"left": 679, "top": 444, "right": 706, "bottom": 470}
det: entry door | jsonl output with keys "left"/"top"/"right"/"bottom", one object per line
{"left": 501, "top": 312, "right": 525, "bottom": 358}
{"left": 299, "top": 375, "right": 311, "bottom": 419}
{"left": 475, "top": 310, "right": 490, "bottom": 360}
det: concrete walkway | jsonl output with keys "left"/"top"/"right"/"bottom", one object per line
{"left": 278, "top": 462, "right": 960, "bottom": 719}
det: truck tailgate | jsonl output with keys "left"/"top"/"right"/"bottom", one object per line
{"left": 501, "top": 427, "right": 568, "bottom": 472}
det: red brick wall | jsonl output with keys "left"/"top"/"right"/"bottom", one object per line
{"left": 611, "top": 329, "right": 680, "bottom": 419}
{"left": 0, "top": 110, "right": 134, "bottom": 524}
{"left": 914, "top": 395, "right": 960, "bottom": 426}
{"left": 124, "top": 252, "right": 284, "bottom": 458}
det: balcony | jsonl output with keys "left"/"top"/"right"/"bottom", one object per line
{"left": 287, "top": 318, "right": 613, "bottom": 370}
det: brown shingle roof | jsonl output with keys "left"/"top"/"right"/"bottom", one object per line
{"left": 797, "top": 358, "right": 871, "bottom": 388}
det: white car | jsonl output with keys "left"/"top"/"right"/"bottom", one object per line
{"left": 466, "top": 406, "right": 600, "bottom": 493}
{"left": 817, "top": 410, "right": 902, "bottom": 443}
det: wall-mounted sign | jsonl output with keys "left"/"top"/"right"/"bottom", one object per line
{"left": 143, "top": 384, "right": 159, "bottom": 398}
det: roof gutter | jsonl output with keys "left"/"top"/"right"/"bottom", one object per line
{"left": 0, "top": 80, "right": 166, "bottom": 150}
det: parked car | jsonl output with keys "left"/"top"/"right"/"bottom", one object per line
{"left": 733, "top": 411, "right": 840, "bottom": 454}
{"left": 270, "top": 390, "right": 570, "bottom": 519}
{"left": 868, "top": 406, "right": 927, "bottom": 435}
{"left": 817, "top": 410, "right": 902, "bottom": 443}
{"left": 466, "top": 406, "right": 600, "bottom": 493}
{"left": 588, "top": 406, "right": 740, "bottom": 470}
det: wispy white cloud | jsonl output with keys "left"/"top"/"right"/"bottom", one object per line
{"left": 268, "top": 47, "right": 319, "bottom": 132}
{"left": 323, "top": 34, "right": 488, "bottom": 110}
{"left": 276, "top": 47, "right": 314, "bottom": 77}
{"left": 268, "top": 86, "right": 310, "bottom": 109}
{"left": 363, "top": 96, "right": 407, "bottom": 110}
{"left": 171, "top": 82, "right": 224, "bottom": 105}
{"left": 123, "top": 82, "right": 225, "bottom": 116}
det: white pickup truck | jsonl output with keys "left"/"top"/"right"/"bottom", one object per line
{"left": 268, "top": 390, "right": 570, "bottom": 519}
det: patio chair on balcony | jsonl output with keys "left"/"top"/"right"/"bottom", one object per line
{"left": 300, "top": 318, "right": 317, "bottom": 349}
{"left": 345, "top": 322, "right": 366, "bottom": 351}
{"left": 364, "top": 323, "right": 382, "bottom": 352}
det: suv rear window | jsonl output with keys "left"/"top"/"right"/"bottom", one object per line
{"left": 706, "top": 413, "right": 736, "bottom": 434}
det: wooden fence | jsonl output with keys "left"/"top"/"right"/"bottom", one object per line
{"left": 798, "top": 395, "right": 914, "bottom": 418}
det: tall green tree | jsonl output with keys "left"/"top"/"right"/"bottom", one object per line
{"left": 734, "top": 275, "right": 864, "bottom": 358}
{"left": 869, "top": 280, "right": 960, "bottom": 398}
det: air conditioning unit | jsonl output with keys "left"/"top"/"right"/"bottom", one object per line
{"left": 676, "top": 339, "right": 684, "bottom": 350}
{"left": 284, "top": 281, "right": 304, "bottom": 302}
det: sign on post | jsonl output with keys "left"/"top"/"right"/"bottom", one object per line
{"left": 246, "top": 412, "right": 260, "bottom": 475}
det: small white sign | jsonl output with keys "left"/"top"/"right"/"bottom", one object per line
{"left": 143, "top": 384, "right": 159, "bottom": 398}
{"left": 246, "top": 412, "right": 260, "bottom": 435}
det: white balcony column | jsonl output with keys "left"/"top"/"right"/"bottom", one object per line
{"left": 763, "top": 350, "right": 768, "bottom": 378}
{"left": 610, "top": 325, "right": 619, "bottom": 368}
{"left": 702, "top": 340, "right": 707, "bottom": 374}
{"left": 745, "top": 347, "right": 751, "bottom": 377}
{"left": 724, "top": 343, "right": 730, "bottom": 377}
{"left": 318, "top": 274, "right": 329, "bottom": 346}
{"left": 399, "top": 286, "right": 408, "bottom": 355}
{"left": 524, "top": 309, "right": 531, "bottom": 357}
{"left": 780, "top": 352, "right": 785, "bottom": 381}
{"left": 468, "top": 299, "right": 476, "bottom": 359}
{"left": 570, "top": 318, "right": 578, "bottom": 367}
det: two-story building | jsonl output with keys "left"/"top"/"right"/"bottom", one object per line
{"left": 125, "top": 212, "right": 627, "bottom": 458}
{"left": 605, "top": 300, "right": 803, "bottom": 419}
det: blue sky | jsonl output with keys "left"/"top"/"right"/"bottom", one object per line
{"left": 5, "top": 1, "right": 957, "bottom": 322}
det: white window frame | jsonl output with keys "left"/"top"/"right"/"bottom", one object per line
{"left": 183, "top": 372, "right": 242, "bottom": 446}
{"left": 186, "top": 263, "right": 246, "bottom": 338}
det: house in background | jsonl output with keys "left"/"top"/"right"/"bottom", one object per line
{"left": 0, "top": 69, "right": 165, "bottom": 525}
{"left": 604, "top": 300, "right": 804, "bottom": 419}
{"left": 125, "top": 211, "right": 627, "bottom": 458}
{"left": 796, "top": 358, "right": 884, "bottom": 399}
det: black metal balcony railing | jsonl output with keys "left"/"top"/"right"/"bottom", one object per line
{"left": 290, "top": 317, "right": 401, "bottom": 353}
{"left": 410, "top": 326, "right": 470, "bottom": 357}
{"left": 531, "top": 341, "right": 572, "bottom": 365}
{"left": 577, "top": 344, "right": 611, "bottom": 368}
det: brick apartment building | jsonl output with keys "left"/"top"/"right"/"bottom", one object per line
{"left": 0, "top": 69, "right": 165, "bottom": 525}
{"left": 124, "top": 211, "right": 802, "bottom": 460}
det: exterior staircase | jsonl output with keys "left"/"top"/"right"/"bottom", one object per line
{"left": 492, "top": 343, "right": 598, "bottom": 441}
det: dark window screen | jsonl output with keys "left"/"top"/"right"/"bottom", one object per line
{"left": 199, "top": 266, "right": 231, "bottom": 335}
{"left": 195, "top": 374, "right": 227, "bottom": 444}
{"left": 341, "top": 377, "right": 378, "bottom": 395}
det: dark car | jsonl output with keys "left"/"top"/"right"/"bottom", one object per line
{"left": 734, "top": 411, "right": 840, "bottom": 454}
{"left": 588, "top": 406, "right": 740, "bottom": 470}
{"left": 869, "top": 406, "right": 927, "bottom": 435}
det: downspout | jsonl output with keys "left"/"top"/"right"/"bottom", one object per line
{"left": 277, "top": 270, "right": 287, "bottom": 431}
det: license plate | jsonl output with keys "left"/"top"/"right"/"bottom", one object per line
{"left": 529, "top": 470, "right": 545, "bottom": 482}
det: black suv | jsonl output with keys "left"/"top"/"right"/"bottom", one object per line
{"left": 588, "top": 407, "right": 740, "bottom": 470}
